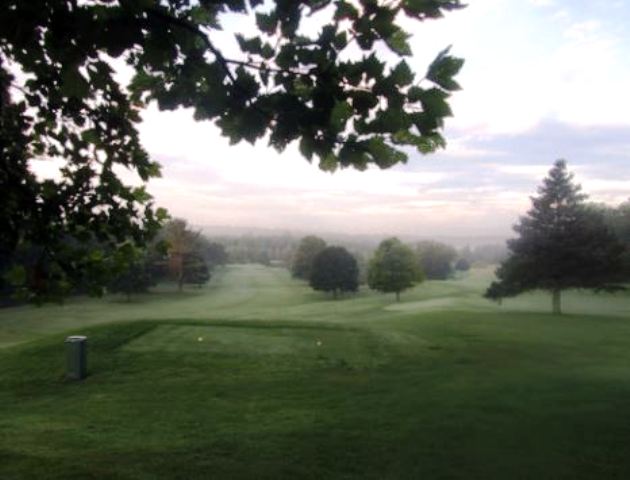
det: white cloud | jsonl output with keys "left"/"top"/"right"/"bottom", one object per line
{"left": 563, "top": 20, "right": 601, "bottom": 41}
{"left": 530, "top": 0, "right": 554, "bottom": 7}
{"left": 487, "top": 163, "right": 550, "bottom": 179}
{"left": 552, "top": 9, "right": 570, "bottom": 21}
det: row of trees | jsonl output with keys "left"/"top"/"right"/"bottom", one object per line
{"left": 0, "top": 218, "right": 229, "bottom": 303}
{"left": 213, "top": 232, "right": 493, "bottom": 272}
{"left": 293, "top": 161, "right": 630, "bottom": 311}
{"left": 291, "top": 235, "right": 469, "bottom": 300}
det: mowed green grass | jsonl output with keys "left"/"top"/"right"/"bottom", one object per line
{"left": 2, "top": 265, "right": 630, "bottom": 479}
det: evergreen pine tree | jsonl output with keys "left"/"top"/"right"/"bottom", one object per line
{"left": 486, "top": 160, "right": 625, "bottom": 314}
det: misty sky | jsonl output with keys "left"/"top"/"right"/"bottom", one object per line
{"left": 100, "top": 1, "right": 630, "bottom": 237}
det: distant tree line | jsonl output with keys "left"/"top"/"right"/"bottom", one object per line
{"left": 193, "top": 232, "right": 498, "bottom": 278}
{"left": 290, "top": 161, "right": 630, "bottom": 309}
{"left": 216, "top": 234, "right": 297, "bottom": 266}
{"left": 457, "top": 244, "right": 508, "bottom": 267}
{"left": 0, "top": 218, "right": 229, "bottom": 303}
{"left": 290, "top": 234, "right": 473, "bottom": 301}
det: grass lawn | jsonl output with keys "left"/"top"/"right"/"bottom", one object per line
{"left": 2, "top": 265, "right": 630, "bottom": 478}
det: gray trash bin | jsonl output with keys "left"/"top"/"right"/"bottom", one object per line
{"left": 65, "top": 335, "right": 87, "bottom": 380}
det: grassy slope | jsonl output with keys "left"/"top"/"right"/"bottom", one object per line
{"left": 2, "top": 265, "right": 628, "bottom": 349}
{"left": 2, "top": 265, "right": 630, "bottom": 479}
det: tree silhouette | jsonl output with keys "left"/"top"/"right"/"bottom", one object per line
{"left": 163, "top": 219, "right": 201, "bottom": 292}
{"left": 310, "top": 246, "right": 359, "bottom": 299}
{"left": 486, "top": 160, "right": 625, "bottom": 315}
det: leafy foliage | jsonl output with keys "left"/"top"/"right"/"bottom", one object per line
{"left": 597, "top": 200, "right": 630, "bottom": 276}
{"left": 416, "top": 241, "right": 457, "bottom": 280}
{"left": 291, "top": 236, "right": 327, "bottom": 280}
{"left": 182, "top": 252, "right": 211, "bottom": 288}
{"left": 0, "top": 8, "right": 173, "bottom": 300}
{"left": 368, "top": 237, "right": 421, "bottom": 301}
{"left": 1, "top": 0, "right": 463, "bottom": 301}
{"left": 486, "top": 160, "right": 626, "bottom": 314}
{"left": 108, "top": 251, "right": 156, "bottom": 301}
{"left": 309, "top": 246, "right": 359, "bottom": 298}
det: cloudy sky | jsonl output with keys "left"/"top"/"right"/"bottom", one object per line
{"left": 137, "top": 0, "right": 630, "bottom": 239}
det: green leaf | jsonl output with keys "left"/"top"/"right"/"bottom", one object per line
{"left": 138, "top": 161, "right": 162, "bottom": 181}
{"left": 60, "top": 66, "right": 89, "bottom": 99}
{"left": 235, "top": 34, "right": 262, "bottom": 55}
{"left": 132, "top": 186, "right": 152, "bottom": 203}
{"left": 256, "top": 13, "right": 277, "bottom": 34}
{"left": 81, "top": 129, "right": 100, "bottom": 145}
{"left": 372, "top": 8, "right": 398, "bottom": 39}
{"left": 334, "top": 32, "right": 348, "bottom": 50}
{"left": 368, "top": 137, "right": 408, "bottom": 168}
{"left": 156, "top": 207, "right": 170, "bottom": 222}
{"left": 146, "top": 162, "right": 162, "bottom": 178}
{"left": 419, "top": 88, "right": 452, "bottom": 120}
{"left": 293, "top": 77, "right": 313, "bottom": 99}
{"left": 391, "top": 129, "right": 445, "bottom": 154}
{"left": 190, "top": 6, "right": 219, "bottom": 27}
{"left": 403, "top": 0, "right": 464, "bottom": 18}
{"left": 415, "top": 133, "right": 446, "bottom": 153}
{"left": 299, "top": 136, "right": 315, "bottom": 161}
{"left": 426, "top": 46, "right": 464, "bottom": 91}
{"left": 335, "top": 1, "right": 359, "bottom": 20}
{"left": 338, "top": 141, "right": 369, "bottom": 170}
{"left": 239, "top": 107, "right": 268, "bottom": 144}
{"left": 319, "top": 152, "right": 338, "bottom": 172}
{"left": 385, "top": 30, "right": 412, "bottom": 56}
{"left": 261, "top": 43, "right": 275, "bottom": 59}
{"left": 363, "top": 54, "right": 385, "bottom": 79}
{"left": 276, "top": 44, "right": 297, "bottom": 69}
{"left": 408, "top": 86, "right": 423, "bottom": 102}
{"left": 391, "top": 60, "right": 414, "bottom": 86}
{"left": 320, "top": 25, "right": 337, "bottom": 45}
{"left": 349, "top": 91, "right": 378, "bottom": 115}
{"left": 330, "top": 101, "right": 353, "bottom": 132}
{"left": 234, "top": 66, "right": 259, "bottom": 99}
{"left": 372, "top": 108, "right": 409, "bottom": 133}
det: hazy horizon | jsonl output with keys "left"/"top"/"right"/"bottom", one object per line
{"left": 195, "top": 223, "right": 509, "bottom": 247}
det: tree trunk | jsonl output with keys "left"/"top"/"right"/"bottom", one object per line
{"left": 170, "top": 253, "right": 185, "bottom": 292}
{"left": 396, "top": 291, "right": 400, "bottom": 302}
{"left": 552, "top": 289, "right": 562, "bottom": 315}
